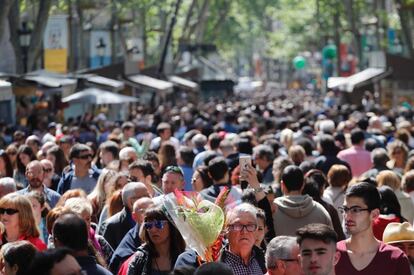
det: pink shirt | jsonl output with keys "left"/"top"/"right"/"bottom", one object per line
{"left": 337, "top": 145, "right": 372, "bottom": 178}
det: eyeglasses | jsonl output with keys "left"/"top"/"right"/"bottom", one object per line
{"left": 164, "top": 166, "right": 183, "bottom": 176}
{"left": 128, "top": 176, "right": 139, "bottom": 182}
{"left": 78, "top": 154, "right": 93, "bottom": 160}
{"left": 43, "top": 168, "right": 53, "bottom": 173}
{"left": 144, "top": 220, "right": 168, "bottom": 230}
{"left": 338, "top": 206, "right": 370, "bottom": 215}
{"left": 0, "top": 208, "right": 19, "bottom": 215}
{"left": 228, "top": 223, "right": 258, "bottom": 232}
{"left": 6, "top": 151, "right": 16, "bottom": 156}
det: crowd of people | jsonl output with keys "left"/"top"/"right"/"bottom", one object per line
{"left": 0, "top": 90, "right": 414, "bottom": 274}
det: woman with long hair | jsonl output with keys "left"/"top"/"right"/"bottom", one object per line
{"left": 5, "top": 144, "right": 18, "bottom": 171}
{"left": 303, "top": 169, "right": 346, "bottom": 240}
{"left": 127, "top": 206, "right": 186, "bottom": 275}
{"left": 158, "top": 142, "right": 177, "bottom": 175}
{"left": 0, "top": 150, "right": 13, "bottom": 178}
{"left": 14, "top": 145, "right": 36, "bottom": 186}
{"left": 88, "top": 169, "right": 117, "bottom": 223}
{"left": 373, "top": 185, "right": 407, "bottom": 240}
{"left": 46, "top": 145, "right": 69, "bottom": 176}
{"left": 387, "top": 140, "right": 409, "bottom": 175}
{"left": 0, "top": 193, "right": 46, "bottom": 251}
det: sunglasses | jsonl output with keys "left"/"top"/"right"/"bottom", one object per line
{"left": 78, "top": 154, "right": 93, "bottom": 160}
{"left": 164, "top": 166, "right": 183, "bottom": 176}
{"left": 144, "top": 220, "right": 168, "bottom": 230}
{"left": 0, "top": 208, "right": 19, "bottom": 215}
{"left": 43, "top": 168, "right": 53, "bottom": 173}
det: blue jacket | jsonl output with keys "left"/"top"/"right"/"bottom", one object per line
{"left": 109, "top": 224, "right": 141, "bottom": 274}
{"left": 57, "top": 166, "right": 101, "bottom": 194}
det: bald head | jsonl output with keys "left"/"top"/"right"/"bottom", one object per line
{"left": 121, "top": 182, "right": 149, "bottom": 211}
{"left": 132, "top": 197, "right": 154, "bottom": 223}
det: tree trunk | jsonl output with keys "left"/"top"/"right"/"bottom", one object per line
{"left": 181, "top": 0, "right": 196, "bottom": 41}
{"left": 75, "top": 0, "right": 86, "bottom": 69}
{"left": 173, "top": 0, "right": 196, "bottom": 64}
{"left": 7, "top": 0, "right": 20, "bottom": 73}
{"left": 208, "top": 1, "right": 231, "bottom": 41}
{"left": 333, "top": 0, "right": 341, "bottom": 75}
{"left": 27, "top": 0, "right": 52, "bottom": 72}
{"left": 0, "top": 0, "right": 14, "bottom": 36}
{"left": 344, "top": 0, "right": 362, "bottom": 66}
{"left": 194, "top": 0, "right": 210, "bottom": 43}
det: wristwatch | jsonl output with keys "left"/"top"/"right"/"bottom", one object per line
{"left": 253, "top": 186, "right": 263, "bottom": 193}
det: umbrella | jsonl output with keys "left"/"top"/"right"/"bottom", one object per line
{"left": 62, "top": 88, "right": 138, "bottom": 105}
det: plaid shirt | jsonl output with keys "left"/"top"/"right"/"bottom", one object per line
{"left": 222, "top": 249, "right": 264, "bottom": 275}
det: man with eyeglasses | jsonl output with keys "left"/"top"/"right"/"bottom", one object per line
{"left": 296, "top": 223, "right": 339, "bottom": 275}
{"left": 57, "top": 143, "right": 101, "bottom": 194}
{"left": 223, "top": 203, "right": 266, "bottom": 275}
{"left": 17, "top": 160, "right": 60, "bottom": 208}
{"left": 335, "top": 182, "right": 410, "bottom": 274}
{"left": 265, "top": 236, "right": 303, "bottom": 275}
{"left": 174, "top": 203, "right": 266, "bottom": 274}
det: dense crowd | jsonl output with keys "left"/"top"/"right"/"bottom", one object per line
{"left": 0, "top": 90, "right": 414, "bottom": 274}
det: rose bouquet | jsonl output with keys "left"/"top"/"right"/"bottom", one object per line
{"left": 162, "top": 189, "right": 228, "bottom": 261}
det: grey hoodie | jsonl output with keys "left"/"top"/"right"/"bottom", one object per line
{"left": 273, "top": 194, "right": 333, "bottom": 236}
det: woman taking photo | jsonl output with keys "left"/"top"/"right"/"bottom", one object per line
{"left": 127, "top": 206, "right": 186, "bottom": 275}
{"left": 0, "top": 193, "right": 46, "bottom": 251}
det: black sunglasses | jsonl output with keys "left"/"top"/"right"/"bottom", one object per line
{"left": 0, "top": 208, "right": 19, "bottom": 215}
{"left": 164, "top": 166, "right": 183, "bottom": 175}
{"left": 43, "top": 168, "right": 53, "bottom": 173}
{"left": 78, "top": 154, "right": 93, "bottom": 160}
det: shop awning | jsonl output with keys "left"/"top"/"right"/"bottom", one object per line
{"left": 168, "top": 76, "right": 199, "bottom": 91}
{"left": 328, "top": 68, "right": 390, "bottom": 92}
{"left": 86, "top": 75, "right": 125, "bottom": 91}
{"left": 24, "top": 75, "right": 77, "bottom": 88}
{"left": 0, "top": 80, "right": 11, "bottom": 88}
{"left": 127, "top": 75, "right": 173, "bottom": 92}
{"left": 62, "top": 88, "right": 138, "bottom": 105}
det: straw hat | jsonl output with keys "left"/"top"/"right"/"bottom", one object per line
{"left": 383, "top": 222, "right": 414, "bottom": 244}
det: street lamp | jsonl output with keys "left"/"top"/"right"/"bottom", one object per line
{"left": 18, "top": 21, "right": 32, "bottom": 73}
{"left": 96, "top": 37, "right": 106, "bottom": 66}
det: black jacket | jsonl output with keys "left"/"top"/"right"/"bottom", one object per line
{"left": 98, "top": 208, "right": 135, "bottom": 251}
{"left": 109, "top": 224, "right": 141, "bottom": 273}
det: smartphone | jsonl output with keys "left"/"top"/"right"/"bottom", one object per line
{"left": 239, "top": 155, "right": 252, "bottom": 172}
{"left": 239, "top": 155, "right": 251, "bottom": 190}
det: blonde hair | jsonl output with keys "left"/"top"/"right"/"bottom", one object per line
{"left": 88, "top": 169, "right": 117, "bottom": 209}
{"left": 280, "top": 129, "right": 294, "bottom": 150}
{"left": 64, "top": 197, "right": 93, "bottom": 216}
{"left": 0, "top": 193, "right": 39, "bottom": 238}
{"left": 376, "top": 170, "right": 401, "bottom": 190}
